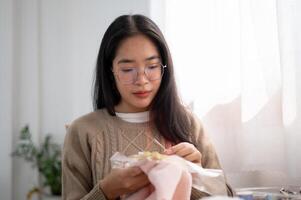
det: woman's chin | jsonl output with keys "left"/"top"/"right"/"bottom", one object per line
{"left": 130, "top": 102, "right": 151, "bottom": 112}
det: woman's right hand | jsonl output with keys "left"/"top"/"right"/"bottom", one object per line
{"left": 99, "top": 166, "right": 149, "bottom": 199}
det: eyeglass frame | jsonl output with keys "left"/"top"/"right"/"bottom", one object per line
{"left": 112, "top": 63, "right": 167, "bottom": 85}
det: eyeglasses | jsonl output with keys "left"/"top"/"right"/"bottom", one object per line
{"left": 114, "top": 63, "right": 166, "bottom": 84}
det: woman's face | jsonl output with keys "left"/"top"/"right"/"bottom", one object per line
{"left": 112, "top": 34, "right": 162, "bottom": 113}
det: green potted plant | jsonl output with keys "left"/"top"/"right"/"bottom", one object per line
{"left": 12, "top": 125, "right": 62, "bottom": 199}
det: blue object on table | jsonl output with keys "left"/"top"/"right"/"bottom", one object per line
{"left": 238, "top": 192, "right": 254, "bottom": 200}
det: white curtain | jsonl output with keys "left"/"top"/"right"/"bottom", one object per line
{"left": 165, "top": 0, "right": 301, "bottom": 187}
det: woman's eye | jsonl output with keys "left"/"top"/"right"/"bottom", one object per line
{"left": 148, "top": 64, "right": 160, "bottom": 70}
{"left": 121, "top": 68, "right": 135, "bottom": 73}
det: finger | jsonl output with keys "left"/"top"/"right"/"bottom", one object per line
{"left": 125, "top": 167, "right": 143, "bottom": 177}
{"left": 129, "top": 173, "right": 150, "bottom": 191}
{"left": 163, "top": 148, "right": 173, "bottom": 155}
{"left": 173, "top": 143, "right": 195, "bottom": 154}
{"left": 173, "top": 142, "right": 195, "bottom": 153}
{"left": 170, "top": 143, "right": 186, "bottom": 153}
{"left": 164, "top": 143, "right": 186, "bottom": 155}
{"left": 173, "top": 147, "right": 192, "bottom": 157}
{"left": 184, "top": 151, "right": 202, "bottom": 163}
{"left": 134, "top": 173, "right": 149, "bottom": 186}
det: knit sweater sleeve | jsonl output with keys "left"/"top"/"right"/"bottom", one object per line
{"left": 62, "top": 121, "right": 108, "bottom": 200}
{"left": 190, "top": 113, "right": 234, "bottom": 198}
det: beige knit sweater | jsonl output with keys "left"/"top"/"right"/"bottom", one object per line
{"left": 62, "top": 109, "right": 230, "bottom": 200}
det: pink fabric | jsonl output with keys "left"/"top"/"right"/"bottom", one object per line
{"left": 124, "top": 157, "right": 192, "bottom": 200}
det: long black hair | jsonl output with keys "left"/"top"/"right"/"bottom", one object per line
{"left": 93, "top": 14, "right": 195, "bottom": 144}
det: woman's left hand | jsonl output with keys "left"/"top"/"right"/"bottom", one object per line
{"left": 164, "top": 142, "right": 202, "bottom": 165}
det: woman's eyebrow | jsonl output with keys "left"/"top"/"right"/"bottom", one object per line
{"left": 117, "top": 55, "right": 160, "bottom": 64}
{"left": 145, "top": 55, "right": 160, "bottom": 61}
{"left": 117, "top": 59, "right": 134, "bottom": 64}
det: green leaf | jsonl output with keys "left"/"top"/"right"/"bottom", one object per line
{"left": 11, "top": 125, "right": 62, "bottom": 195}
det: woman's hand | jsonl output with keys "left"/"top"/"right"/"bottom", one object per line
{"left": 164, "top": 142, "right": 202, "bottom": 165}
{"left": 99, "top": 167, "right": 149, "bottom": 200}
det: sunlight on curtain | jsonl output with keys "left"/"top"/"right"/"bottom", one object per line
{"left": 165, "top": 0, "right": 241, "bottom": 117}
{"left": 165, "top": 0, "right": 301, "bottom": 187}
{"left": 240, "top": 0, "right": 281, "bottom": 122}
{"left": 277, "top": 0, "right": 298, "bottom": 126}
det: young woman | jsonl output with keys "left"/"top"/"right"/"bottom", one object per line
{"left": 62, "top": 14, "right": 232, "bottom": 200}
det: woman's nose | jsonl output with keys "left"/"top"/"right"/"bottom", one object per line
{"left": 134, "top": 70, "right": 149, "bottom": 85}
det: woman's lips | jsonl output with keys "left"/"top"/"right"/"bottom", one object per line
{"left": 133, "top": 91, "right": 151, "bottom": 98}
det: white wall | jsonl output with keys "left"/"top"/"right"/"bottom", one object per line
{"left": 12, "top": 1, "right": 41, "bottom": 199}
{"left": 39, "top": 0, "right": 152, "bottom": 143}
{"left": 0, "top": 0, "right": 13, "bottom": 199}
{"left": 0, "top": 0, "right": 157, "bottom": 199}
{"left": 35, "top": 0, "right": 165, "bottom": 144}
